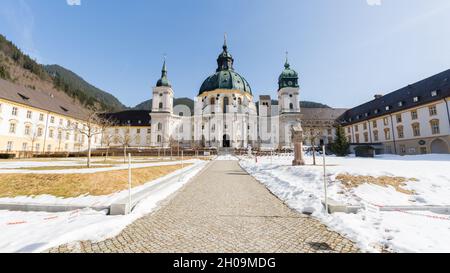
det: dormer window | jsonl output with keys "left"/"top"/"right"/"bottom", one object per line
{"left": 431, "top": 90, "right": 438, "bottom": 97}
{"left": 398, "top": 101, "right": 404, "bottom": 107}
{"left": 364, "top": 113, "right": 369, "bottom": 117}
{"left": 60, "top": 106, "right": 68, "bottom": 112}
{"left": 385, "top": 106, "right": 391, "bottom": 111}
{"left": 413, "top": 96, "right": 419, "bottom": 102}
{"left": 356, "top": 115, "right": 360, "bottom": 120}
{"left": 374, "top": 109, "right": 379, "bottom": 114}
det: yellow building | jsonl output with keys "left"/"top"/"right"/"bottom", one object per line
{"left": 0, "top": 79, "right": 102, "bottom": 155}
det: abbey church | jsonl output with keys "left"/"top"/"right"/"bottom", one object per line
{"left": 128, "top": 39, "right": 343, "bottom": 150}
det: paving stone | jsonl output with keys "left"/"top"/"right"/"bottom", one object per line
{"left": 47, "top": 160, "right": 359, "bottom": 253}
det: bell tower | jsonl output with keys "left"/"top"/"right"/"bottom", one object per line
{"left": 151, "top": 58, "right": 174, "bottom": 147}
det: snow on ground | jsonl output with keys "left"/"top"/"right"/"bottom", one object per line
{"left": 0, "top": 159, "right": 198, "bottom": 174}
{"left": 239, "top": 154, "right": 450, "bottom": 253}
{"left": 0, "top": 160, "right": 208, "bottom": 253}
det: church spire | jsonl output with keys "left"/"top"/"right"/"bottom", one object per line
{"left": 223, "top": 33, "right": 228, "bottom": 51}
{"left": 156, "top": 55, "right": 171, "bottom": 87}
{"left": 284, "top": 51, "right": 290, "bottom": 69}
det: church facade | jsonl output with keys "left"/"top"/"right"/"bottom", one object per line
{"left": 145, "top": 40, "right": 322, "bottom": 150}
{"left": 102, "top": 40, "right": 344, "bottom": 151}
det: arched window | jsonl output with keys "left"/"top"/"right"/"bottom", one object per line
{"left": 223, "top": 97, "right": 229, "bottom": 113}
{"left": 159, "top": 102, "right": 163, "bottom": 110}
{"left": 157, "top": 123, "right": 162, "bottom": 131}
{"left": 289, "top": 103, "right": 294, "bottom": 110}
{"left": 157, "top": 135, "right": 162, "bottom": 143}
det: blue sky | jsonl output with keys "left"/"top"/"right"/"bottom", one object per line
{"left": 1, "top": 0, "right": 450, "bottom": 108}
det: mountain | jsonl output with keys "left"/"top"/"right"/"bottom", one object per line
{"left": 44, "top": 65, "right": 126, "bottom": 111}
{"left": 0, "top": 33, "right": 124, "bottom": 112}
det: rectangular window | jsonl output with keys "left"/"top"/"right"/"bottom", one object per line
{"left": 396, "top": 114, "right": 402, "bottom": 123}
{"left": 22, "top": 142, "right": 28, "bottom": 151}
{"left": 372, "top": 120, "right": 377, "bottom": 128}
{"left": 9, "top": 123, "right": 16, "bottom": 134}
{"left": 400, "top": 145, "right": 406, "bottom": 154}
{"left": 347, "top": 127, "right": 351, "bottom": 133}
{"left": 37, "top": 127, "right": 43, "bottom": 137}
{"left": 6, "top": 141, "right": 13, "bottom": 152}
{"left": 50, "top": 116, "right": 55, "bottom": 123}
{"left": 429, "top": 105, "right": 437, "bottom": 116}
{"left": 373, "top": 130, "right": 379, "bottom": 142}
{"left": 147, "top": 128, "right": 151, "bottom": 134}
{"left": 363, "top": 132, "right": 369, "bottom": 142}
{"left": 354, "top": 125, "right": 359, "bottom": 132}
{"left": 397, "top": 126, "right": 404, "bottom": 138}
{"left": 66, "top": 132, "right": 70, "bottom": 140}
{"left": 355, "top": 134, "right": 360, "bottom": 143}
{"left": 39, "top": 113, "right": 44, "bottom": 121}
{"left": 412, "top": 123, "right": 421, "bottom": 137}
{"left": 363, "top": 123, "right": 367, "bottom": 130}
{"left": 136, "top": 129, "right": 141, "bottom": 134}
{"left": 24, "top": 125, "right": 31, "bottom": 135}
{"left": 12, "top": 107, "right": 18, "bottom": 116}
{"left": 36, "top": 143, "right": 40, "bottom": 152}
{"left": 411, "top": 110, "right": 418, "bottom": 120}
{"left": 27, "top": 110, "right": 32, "bottom": 119}
{"left": 430, "top": 120, "right": 440, "bottom": 134}
{"left": 383, "top": 117, "right": 389, "bottom": 126}
{"left": 384, "top": 128, "right": 391, "bottom": 140}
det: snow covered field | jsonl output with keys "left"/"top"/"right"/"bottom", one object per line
{"left": 0, "top": 160, "right": 208, "bottom": 253}
{"left": 239, "top": 154, "right": 450, "bottom": 253}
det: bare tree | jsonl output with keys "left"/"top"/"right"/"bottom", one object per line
{"left": 66, "top": 107, "right": 114, "bottom": 168}
{"left": 118, "top": 129, "right": 137, "bottom": 163}
{"left": 101, "top": 125, "right": 117, "bottom": 162}
{"left": 304, "top": 127, "right": 323, "bottom": 165}
{"left": 26, "top": 123, "right": 40, "bottom": 156}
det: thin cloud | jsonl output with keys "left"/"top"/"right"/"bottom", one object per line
{"left": 67, "top": 0, "right": 81, "bottom": 6}
{"left": 366, "top": 0, "right": 382, "bottom": 6}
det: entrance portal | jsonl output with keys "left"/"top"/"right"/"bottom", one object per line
{"left": 430, "top": 138, "right": 449, "bottom": 154}
{"left": 222, "top": 134, "right": 231, "bottom": 148}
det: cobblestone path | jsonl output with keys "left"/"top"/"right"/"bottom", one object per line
{"left": 49, "top": 160, "right": 358, "bottom": 253}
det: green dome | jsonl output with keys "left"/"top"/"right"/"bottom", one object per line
{"left": 278, "top": 59, "right": 299, "bottom": 90}
{"left": 199, "top": 70, "right": 252, "bottom": 95}
{"left": 198, "top": 39, "right": 252, "bottom": 96}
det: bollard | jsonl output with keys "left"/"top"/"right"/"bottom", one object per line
{"left": 323, "top": 145, "right": 328, "bottom": 214}
{"left": 128, "top": 153, "right": 132, "bottom": 214}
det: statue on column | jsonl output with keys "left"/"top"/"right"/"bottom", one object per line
{"left": 291, "top": 122, "right": 305, "bottom": 166}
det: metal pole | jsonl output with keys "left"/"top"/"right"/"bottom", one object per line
{"left": 323, "top": 145, "right": 328, "bottom": 214}
{"left": 270, "top": 149, "right": 273, "bottom": 164}
{"left": 128, "top": 153, "right": 132, "bottom": 214}
{"left": 181, "top": 150, "right": 184, "bottom": 168}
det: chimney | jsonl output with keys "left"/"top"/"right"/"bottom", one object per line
{"left": 374, "top": 94, "right": 383, "bottom": 99}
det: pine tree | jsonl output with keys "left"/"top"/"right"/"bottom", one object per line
{"left": 331, "top": 124, "right": 350, "bottom": 156}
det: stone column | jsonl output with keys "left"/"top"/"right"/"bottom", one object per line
{"left": 291, "top": 124, "right": 305, "bottom": 166}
